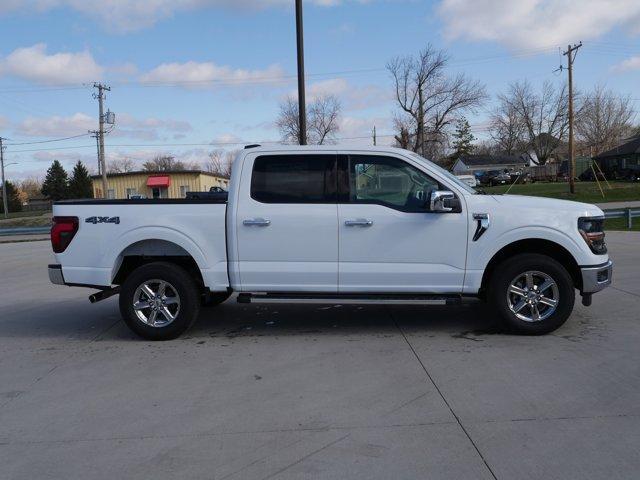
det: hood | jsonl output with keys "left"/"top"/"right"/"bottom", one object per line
{"left": 490, "top": 194, "right": 603, "bottom": 217}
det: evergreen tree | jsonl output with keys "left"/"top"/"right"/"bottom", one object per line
{"left": 68, "top": 161, "right": 94, "bottom": 199}
{"left": 452, "top": 117, "right": 476, "bottom": 157}
{"left": 0, "top": 181, "right": 22, "bottom": 214}
{"left": 41, "top": 160, "right": 69, "bottom": 201}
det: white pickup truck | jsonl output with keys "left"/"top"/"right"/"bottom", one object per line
{"left": 49, "top": 146, "right": 612, "bottom": 340}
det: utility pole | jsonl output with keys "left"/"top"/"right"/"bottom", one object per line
{"left": 373, "top": 126, "right": 377, "bottom": 146}
{"left": 89, "top": 130, "right": 101, "bottom": 175}
{"left": 93, "top": 83, "right": 110, "bottom": 198}
{"left": 563, "top": 42, "right": 582, "bottom": 194}
{"left": 295, "top": 0, "right": 307, "bottom": 145}
{"left": 0, "top": 137, "right": 7, "bottom": 219}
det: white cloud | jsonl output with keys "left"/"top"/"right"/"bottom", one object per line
{"left": 116, "top": 113, "right": 193, "bottom": 136}
{"left": 14, "top": 112, "right": 193, "bottom": 141}
{"left": 307, "top": 78, "right": 350, "bottom": 99}
{"left": 211, "top": 133, "right": 244, "bottom": 145}
{"left": 290, "top": 78, "right": 391, "bottom": 111}
{"left": 0, "top": 1, "right": 370, "bottom": 33}
{"left": 139, "top": 61, "right": 285, "bottom": 88}
{"left": 339, "top": 115, "right": 390, "bottom": 139}
{"left": 612, "top": 55, "right": 640, "bottom": 72}
{"left": 0, "top": 43, "right": 103, "bottom": 84}
{"left": 439, "top": 0, "right": 640, "bottom": 49}
{"left": 16, "top": 113, "right": 94, "bottom": 137}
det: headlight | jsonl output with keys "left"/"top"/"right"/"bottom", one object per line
{"left": 578, "top": 217, "right": 607, "bottom": 255}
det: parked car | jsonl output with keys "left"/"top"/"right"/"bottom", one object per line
{"left": 508, "top": 170, "right": 531, "bottom": 184}
{"left": 185, "top": 186, "right": 228, "bottom": 201}
{"left": 476, "top": 170, "right": 498, "bottom": 186}
{"left": 49, "top": 145, "right": 612, "bottom": 340}
{"left": 488, "top": 171, "right": 512, "bottom": 186}
{"left": 455, "top": 174, "right": 477, "bottom": 187}
{"left": 614, "top": 167, "right": 640, "bottom": 182}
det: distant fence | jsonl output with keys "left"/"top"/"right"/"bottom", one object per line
{"left": 22, "top": 201, "right": 52, "bottom": 212}
{"left": 0, "top": 227, "right": 50, "bottom": 237}
{"left": 603, "top": 208, "right": 640, "bottom": 229}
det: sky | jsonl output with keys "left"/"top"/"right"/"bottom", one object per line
{"left": 0, "top": 0, "right": 639, "bottom": 180}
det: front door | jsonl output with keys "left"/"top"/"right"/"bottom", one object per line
{"left": 235, "top": 153, "right": 339, "bottom": 292}
{"left": 338, "top": 154, "right": 468, "bottom": 293}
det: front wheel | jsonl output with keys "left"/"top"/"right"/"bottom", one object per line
{"left": 119, "top": 262, "right": 201, "bottom": 340}
{"left": 489, "top": 254, "right": 575, "bottom": 335}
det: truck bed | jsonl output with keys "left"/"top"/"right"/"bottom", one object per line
{"left": 52, "top": 199, "right": 229, "bottom": 290}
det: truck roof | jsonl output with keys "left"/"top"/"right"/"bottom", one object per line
{"left": 240, "top": 144, "right": 412, "bottom": 155}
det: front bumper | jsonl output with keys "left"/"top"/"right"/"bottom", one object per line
{"left": 581, "top": 260, "right": 613, "bottom": 294}
{"left": 48, "top": 264, "right": 65, "bottom": 285}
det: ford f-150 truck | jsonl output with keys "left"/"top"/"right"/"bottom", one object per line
{"left": 48, "top": 146, "right": 612, "bottom": 340}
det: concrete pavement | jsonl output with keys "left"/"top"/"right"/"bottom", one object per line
{"left": 0, "top": 233, "right": 639, "bottom": 480}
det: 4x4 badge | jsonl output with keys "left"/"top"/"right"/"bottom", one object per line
{"left": 85, "top": 216, "right": 120, "bottom": 225}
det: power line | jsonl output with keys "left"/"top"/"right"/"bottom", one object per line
{"left": 5, "top": 133, "right": 91, "bottom": 146}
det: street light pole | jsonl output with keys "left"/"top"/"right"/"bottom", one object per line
{"left": 295, "top": 0, "right": 307, "bottom": 145}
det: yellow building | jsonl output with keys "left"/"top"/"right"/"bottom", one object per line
{"left": 91, "top": 170, "right": 230, "bottom": 199}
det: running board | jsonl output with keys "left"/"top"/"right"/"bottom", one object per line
{"left": 237, "top": 292, "right": 461, "bottom": 306}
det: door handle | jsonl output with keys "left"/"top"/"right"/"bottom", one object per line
{"left": 345, "top": 219, "right": 373, "bottom": 227}
{"left": 243, "top": 218, "right": 271, "bottom": 227}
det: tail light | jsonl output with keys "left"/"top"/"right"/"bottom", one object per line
{"left": 578, "top": 217, "right": 607, "bottom": 255}
{"left": 51, "top": 216, "right": 79, "bottom": 253}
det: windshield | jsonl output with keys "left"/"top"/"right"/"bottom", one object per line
{"left": 408, "top": 152, "right": 478, "bottom": 194}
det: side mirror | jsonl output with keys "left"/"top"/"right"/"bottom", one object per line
{"left": 429, "top": 190, "right": 458, "bottom": 212}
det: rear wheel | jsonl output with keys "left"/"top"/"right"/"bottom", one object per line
{"left": 489, "top": 254, "right": 575, "bottom": 335}
{"left": 119, "top": 262, "right": 200, "bottom": 340}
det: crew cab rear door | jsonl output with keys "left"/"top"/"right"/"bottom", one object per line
{"left": 234, "top": 153, "right": 338, "bottom": 292}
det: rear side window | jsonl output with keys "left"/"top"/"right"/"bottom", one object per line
{"left": 251, "top": 155, "right": 336, "bottom": 203}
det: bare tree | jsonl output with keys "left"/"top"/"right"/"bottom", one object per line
{"left": 576, "top": 85, "right": 636, "bottom": 156}
{"left": 499, "top": 80, "right": 569, "bottom": 165}
{"left": 392, "top": 115, "right": 414, "bottom": 149}
{"left": 387, "top": 44, "right": 487, "bottom": 161}
{"left": 108, "top": 158, "right": 136, "bottom": 174}
{"left": 277, "top": 94, "right": 341, "bottom": 145}
{"left": 474, "top": 140, "right": 501, "bottom": 155}
{"left": 19, "top": 177, "right": 43, "bottom": 200}
{"left": 205, "top": 150, "right": 235, "bottom": 177}
{"left": 142, "top": 155, "right": 185, "bottom": 172}
{"left": 309, "top": 95, "right": 341, "bottom": 144}
{"left": 489, "top": 100, "right": 527, "bottom": 155}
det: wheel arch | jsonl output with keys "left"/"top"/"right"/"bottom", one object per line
{"left": 111, "top": 239, "right": 205, "bottom": 289}
{"left": 479, "top": 238, "right": 582, "bottom": 298}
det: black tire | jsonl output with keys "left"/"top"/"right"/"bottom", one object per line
{"left": 488, "top": 253, "right": 575, "bottom": 335}
{"left": 202, "top": 290, "right": 232, "bottom": 307}
{"left": 119, "top": 262, "right": 201, "bottom": 340}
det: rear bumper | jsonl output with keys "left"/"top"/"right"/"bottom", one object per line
{"left": 48, "top": 264, "right": 65, "bottom": 285}
{"left": 581, "top": 260, "right": 613, "bottom": 294}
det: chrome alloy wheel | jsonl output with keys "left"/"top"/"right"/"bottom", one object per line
{"left": 506, "top": 271, "right": 559, "bottom": 322}
{"left": 133, "top": 279, "right": 181, "bottom": 327}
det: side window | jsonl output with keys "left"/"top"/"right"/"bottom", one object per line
{"left": 349, "top": 155, "right": 440, "bottom": 212}
{"left": 251, "top": 155, "right": 336, "bottom": 203}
